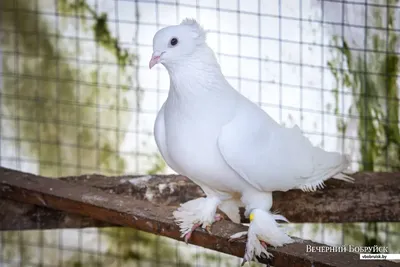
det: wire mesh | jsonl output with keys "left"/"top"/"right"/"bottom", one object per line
{"left": 1, "top": 0, "right": 399, "bottom": 266}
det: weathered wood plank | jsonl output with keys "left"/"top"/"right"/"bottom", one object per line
{"left": 0, "top": 198, "right": 117, "bottom": 231}
{"left": 1, "top": 168, "right": 400, "bottom": 231}
{"left": 0, "top": 167, "right": 399, "bottom": 267}
{"left": 36, "top": 169, "right": 400, "bottom": 223}
{"left": 61, "top": 171, "right": 400, "bottom": 223}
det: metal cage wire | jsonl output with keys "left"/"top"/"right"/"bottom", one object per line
{"left": 0, "top": 0, "right": 399, "bottom": 266}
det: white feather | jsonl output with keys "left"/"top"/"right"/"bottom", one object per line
{"left": 151, "top": 18, "right": 353, "bottom": 264}
{"left": 243, "top": 209, "right": 294, "bottom": 262}
{"left": 180, "top": 18, "right": 207, "bottom": 42}
{"left": 173, "top": 197, "right": 220, "bottom": 237}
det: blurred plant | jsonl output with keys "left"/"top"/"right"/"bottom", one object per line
{"left": 325, "top": 0, "right": 400, "bottom": 252}
{"left": 1, "top": 0, "right": 132, "bottom": 177}
{"left": 58, "top": 0, "right": 134, "bottom": 68}
{"left": 0, "top": 0, "right": 191, "bottom": 266}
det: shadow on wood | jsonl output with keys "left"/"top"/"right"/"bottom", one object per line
{"left": 1, "top": 167, "right": 399, "bottom": 267}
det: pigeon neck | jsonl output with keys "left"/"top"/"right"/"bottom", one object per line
{"left": 166, "top": 49, "right": 229, "bottom": 98}
{"left": 168, "top": 65, "right": 226, "bottom": 97}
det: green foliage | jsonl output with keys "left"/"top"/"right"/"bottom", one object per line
{"left": 327, "top": 2, "right": 400, "bottom": 172}
{"left": 325, "top": 0, "right": 400, "bottom": 252}
{"left": 0, "top": 0, "right": 192, "bottom": 266}
{"left": 99, "top": 227, "right": 191, "bottom": 267}
{"left": 146, "top": 153, "right": 167, "bottom": 175}
{"left": 1, "top": 0, "right": 131, "bottom": 177}
{"left": 0, "top": 0, "right": 213, "bottom": 266}
{"left": 58, "top": 0, "right": 134, "bottom": 69}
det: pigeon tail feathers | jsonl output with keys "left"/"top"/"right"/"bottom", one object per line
{"left": 299, "top": 151, "right": 354, "bottom": 192}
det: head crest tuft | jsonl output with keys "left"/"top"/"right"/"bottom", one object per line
{"left": 180, "top": 18, "right": 207, "bottom": 41}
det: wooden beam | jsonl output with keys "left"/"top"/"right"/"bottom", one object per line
{"left": 60, "top": 171, "right": 400, "bottom": 223}
{"left": 1, "top": 167, "right": 400, "bottom": 231}
{"left": 0, "top": 168, "right": 399, "bottom": 267}
{"left": 0, "top": 198, "right": 117, "bottom": 231}
{"left": 1, "top": 171, "right": 204, "bottom": 231}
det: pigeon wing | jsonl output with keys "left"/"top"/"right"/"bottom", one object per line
{"left": 217, "top": 98, "right": 348, "bottom": 192}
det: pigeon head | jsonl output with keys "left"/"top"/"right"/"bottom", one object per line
{"left": 149, "top": 18, "right": 207, "bottom": 69}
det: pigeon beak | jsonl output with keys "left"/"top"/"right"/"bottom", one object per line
{"left": 149, "top": 51, "right": 163, "bottom": 69}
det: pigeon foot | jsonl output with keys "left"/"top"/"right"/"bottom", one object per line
{"left": 183, "top": 214, "right": 223, "bottom": 243}
{"left": 173, "top": 197, "right": 222, "bottom": 243}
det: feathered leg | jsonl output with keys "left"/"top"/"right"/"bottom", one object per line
{"left": 173, "top": 197, "right": 222, "bottom": 243}
{"left": 229, "top": 192, "right": 293, "bottom": 265}
{"left": 218, "top": 197, "right": 243, "bottom": 223}
{"left": 234, "top": 209, "right": 293, "bottom": 265}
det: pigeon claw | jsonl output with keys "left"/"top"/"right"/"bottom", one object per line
{"left": 232, "top": 235, "right": 271, "bottom": 265}
{"left": 214, "top": 213, "right": 223, "bottom": 222}
{"left": 204, "top": 213, "right": 224, "bottom": 235}
{"left": 183, "top": 213, "right": 223, "bottom": 243}
{"left": 261, "top": 240, "right": 269, "bottom": 249}
{"left": 184, "top": 223, "right": 201, "bottom": 244}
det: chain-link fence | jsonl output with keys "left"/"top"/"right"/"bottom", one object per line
{"left": 1, "top": 0, "right": 399, "bottom": 266}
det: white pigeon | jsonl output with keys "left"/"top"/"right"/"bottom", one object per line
{"left": 149, "top": 18, "right": 353, "bottom": 265}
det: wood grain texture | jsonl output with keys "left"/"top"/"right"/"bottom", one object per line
{"left": 1, "top": 167, "right": 399, "bottom": 267}
{"left": 1, "top": 168, "right": 400, "bottom": 232}
{"left": 46, "top": 169, "right": 400, "bottom": 223}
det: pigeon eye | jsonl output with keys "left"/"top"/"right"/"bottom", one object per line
{"left": 170, "top": 38, "right": 178, "bottom": 46}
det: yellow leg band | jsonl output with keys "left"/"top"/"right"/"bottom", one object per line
{"left": 249, "top": 212, "right": 255, "bottom": 222}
